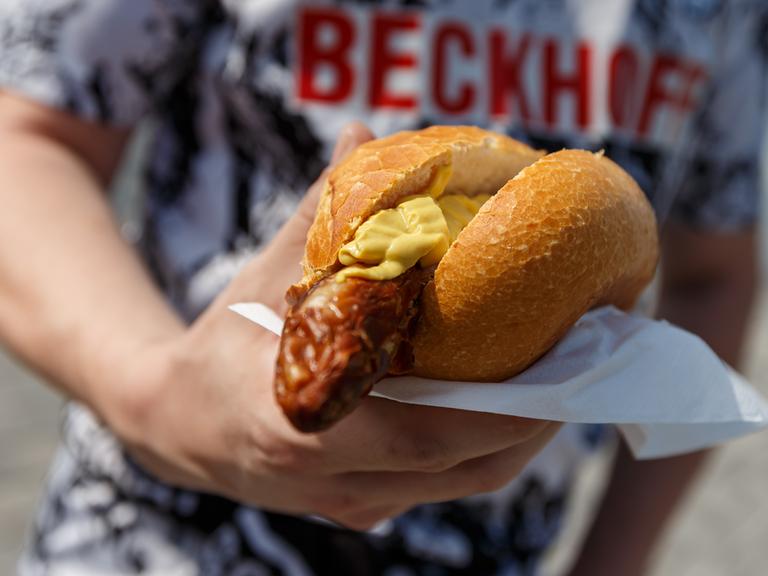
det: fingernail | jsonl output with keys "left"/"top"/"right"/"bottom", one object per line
{"left": 332, "top": 122, "right": 368, "bottom": 164}
{"left": 331, "top": 132, "right": 351, "bottom": 164}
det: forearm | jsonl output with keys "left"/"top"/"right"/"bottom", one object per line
{"left": 569, "top": 228, "right": 757, "bottom": 576}
{"left": 656, "top": 259, "right": 757, "bottom": 368}
{"left": 569, "top": 443, "right": 709, "bottom": 576}
{"left": 0, "top": 128, "right": 184, "bottom": 427}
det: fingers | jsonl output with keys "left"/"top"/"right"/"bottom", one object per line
{"left": 363, "top": 421, "right": 560, "bottom": 505}
{"left": 286, "top": 121, "right": 375, "bottom": 232}
{"left": 315, "top": 422, "right": 561, "bottom": 530}
{"left": 332, "top": 121, "right": 375, "bottom": 164}
{"left": 287, "top": 397, "right": 552, "bottom": 474}
{"left": 222, "top": 123, "right": 374, "bottom": 308}
{"left": 257, "top": 122, "right": 374, "bottom": 291}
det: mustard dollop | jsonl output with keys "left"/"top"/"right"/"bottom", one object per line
{"left": 437, "top": 193, "right": 491, "bottom": 243}
{"left": 336, "top": 166, "right": 491, "bottom": 281}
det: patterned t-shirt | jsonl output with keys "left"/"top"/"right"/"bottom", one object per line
{"left": 1, "top": 1, "right": 766, "bottom": 575}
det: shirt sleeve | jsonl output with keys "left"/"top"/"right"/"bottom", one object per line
{"left": 667, "top": 1, "right": 767, "bottom": 231}
{"left": 0, "top": 0, "right": 209, "bottom": 127}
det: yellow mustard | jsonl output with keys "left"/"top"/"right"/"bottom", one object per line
{"left": 437, "top": 193, "right": 491, "bottom": 243}
{"left": 336, "top": 195, "right": 450, "bottom": 281}
{"left": 425, "top": 163, "right": 453, "bottom": 198}
{"left": 336, "top": 167, "right": 491, "bottom": 282}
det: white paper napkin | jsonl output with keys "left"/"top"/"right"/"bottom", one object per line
{"left": 229, "top": 302, "right": 768, "bottom": 459}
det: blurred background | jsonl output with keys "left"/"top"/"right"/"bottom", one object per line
{"left": 1, "top": 126, "right": 768, "bottom": 575}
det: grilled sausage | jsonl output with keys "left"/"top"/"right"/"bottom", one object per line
{"left": 275, "top": 268, "right": 430, "bottom": 432}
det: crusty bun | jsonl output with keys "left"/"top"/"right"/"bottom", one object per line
{"left": 412, "top": 149, "right": 659, "bottom": 380}
{"left": 302, "top": 125, "right": 544, "bottom": 286}
{"left": 291, "top": 126, "right": 658, "bottom": 386}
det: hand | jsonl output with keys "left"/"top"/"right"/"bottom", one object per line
{"left": 116, "top": 123, "right": 560, "bottom": 530}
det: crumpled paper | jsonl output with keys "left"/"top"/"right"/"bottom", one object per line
{"left": 230, "top": 302, "right": 768, "bottom": 459}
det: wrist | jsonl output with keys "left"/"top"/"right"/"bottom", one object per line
{"left": 88, "top": 333, "right": 185, "bottom": 450}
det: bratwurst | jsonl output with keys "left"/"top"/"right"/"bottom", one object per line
{"left": 276, "top": 268, "right": 430, "bottom": 432}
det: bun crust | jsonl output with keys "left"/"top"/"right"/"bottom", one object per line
{"left": 299, "top": 127, "right": 658, "bottom": 383}
{"left": 412, "top": 149, "right": 659, "bottom": 380}
{"left": 303, "top": 126, "right": 543, "bottom": 284}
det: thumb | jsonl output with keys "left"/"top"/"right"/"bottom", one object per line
{"left": 273, "top": 122, "right": 375, "bottom": 247}
{"left": 330, "top": 121, "right": 375, "bottom": 165}
{"left": 297, "top": 121, "right": 375, "bottom": 224}
{"left": 221, "top": 123, "right": 374, "bottom": 312}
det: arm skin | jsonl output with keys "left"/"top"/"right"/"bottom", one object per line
{"left": 0, "top": 92, "right": 560, "bottom": 530}
{"left": 568, "top": 225, "right": 758, "bottom": 576}
{"left": 0, "top": 93, "right": 186, "bottom": 430}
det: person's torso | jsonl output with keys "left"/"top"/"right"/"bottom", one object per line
{"left": 143, "top": 0, "right": 742, "bottom": 319}
{"left": 133, "top": 3, "right": 741, "bottom": 571}
{"left": 23, "top": 1, "right": 765, "bottom": 574}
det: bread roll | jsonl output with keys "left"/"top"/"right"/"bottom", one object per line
{"left": 277, "top": 126, "right": 658, "bottom": 431}
{"left": 412, "top": 149, "right": 659, "bottom": 380}
{"left": 301, "top": 125, "right": 544, "bottom": 285}
{"left": 298, "top": 127, "right": 657, "bottom": 381}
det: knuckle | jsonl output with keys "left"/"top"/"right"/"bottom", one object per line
{"left": 500, "top": 416, "right": 551, "bottom": 443}
{"left": 473, "top": 474, "right": 509, "bottom": 494}
{"left": 252, "top": 433, "right": 309, "bottom": 475}
{"left": 389, "top": 436, "right": 457, "bottom": 472}
{"left": 472, "top": 461, "right": 517, "bottom": 494}
{"left": 316, "top": 489, "right": 363, "bottom": 519}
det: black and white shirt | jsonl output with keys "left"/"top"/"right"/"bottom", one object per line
{"left": 2, "top": 1, "right": 766, "bottom": 574}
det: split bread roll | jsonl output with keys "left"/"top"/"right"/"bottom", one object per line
{"left": 302, "top": 125, "right": 545, "bottom": 282}
{"left": 412, "top": 146, "right": 659, "bottom": 380}
{"left": 277, "top": 126, "right": 659, "bottom": 431}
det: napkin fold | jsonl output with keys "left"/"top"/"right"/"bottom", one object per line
{"left": 230, "top": 302, "right": 768, "bottom": 458}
